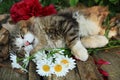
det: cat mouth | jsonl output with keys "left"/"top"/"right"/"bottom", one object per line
{"left": 25, "top": 38, "right": 35, "bottom": 46}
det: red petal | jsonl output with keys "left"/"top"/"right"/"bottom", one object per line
{"left": 10, "top": 0, "right": 57, "bottom": 23}
{"left": 97, "top": 59, "right": 111, "bottom": 66}
{"left": 98, "top": 68, "right": 109, "bottom": 76}
{"left": 117, "top": 52, "right": 120, "bottom": 54}
{"left": 42, "top": 4, "right": 57, "bottom": 16}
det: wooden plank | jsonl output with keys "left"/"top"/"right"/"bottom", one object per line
{"left": 0, "top": 27, "right": 9, "bottom": 45}
{"left": 0, "top": 27, "right": 9, "bottom": 62}
{"left": 0, "top": 61, "right": 28, "bottom": 80}
{"left": 93, "top": 47, "right": 120, "bottom": 80}
{"left": 76, "top": 56, "right": 103, "bottom": 80}
{"left": 28, "top": 61, "right": 42, "bottom": 80}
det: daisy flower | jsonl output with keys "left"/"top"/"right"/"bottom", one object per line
{"left": 52, "top": 63, "right": 68, "bottom": 77}
{"left": 33, "top": 50, "right": 48, "bottom": 63}
{"left": 53, "top": 53, "right": 64, "bottom": 59}
{"left": 33, "top": 48, "right": 77, "bottom": 77}
{"left": 56, "top": 55, "right": 76, "bottom": 70}
{"left": 36, "top": 61, "right": 53, "bottom": 76}
{"left": 10, "top": 53, "right": 22, "bottom": 69}
{"left": 10, "top": 53, "right": 27, "bottom": 72}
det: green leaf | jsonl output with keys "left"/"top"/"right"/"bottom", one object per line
{"left": 109, "top": 0, "right": 119, "bottom": 4}
{"left": 94, "top": 0, "right": 99, "bottom": 3}
{"left": 69, "top": 0, "right": 79, "bottom": 6}
{"left": 51, "top": 0, "right": 59, "bottom": 4}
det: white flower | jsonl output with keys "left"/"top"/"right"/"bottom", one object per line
{"left": 36, "top": 61, "right": 53, "bottom": 76}
{"left": 10, "top": 53, "right": 28, "bottom": 72}
{"left": 56, "top": 55, "right": 76, "bottom": 70}
{"left": 10, "top": 53, "right": 21, "bottom": 68}
{"left": 52, "top": 63, "right": 68, "bottom": 77}
{"left": 58, "top": 50, "right": 65, "bottom": 54}
{"left": 53, "top": 53, "right": 63, "bottom": 59}
{"left": 33, "top": 51, "right": 47, "bottom": 63}
{"left": 33, "top": 48, "right": 77, "bottom": 77}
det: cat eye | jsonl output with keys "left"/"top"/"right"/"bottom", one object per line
{"left": 21, "top": 34, "right": 24, "bottom": 39}
{"left": 22, "top": 45, "right": 25, "bottom": 47}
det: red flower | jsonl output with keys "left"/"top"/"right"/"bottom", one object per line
{"left": 10, "top": 0, "right": 57, "bottom": 23}
{"left": 42, "top": 4, "right": 57, "bottom": 16}
{"left": 95, "top": 59, "right": 111, "bottom": 66}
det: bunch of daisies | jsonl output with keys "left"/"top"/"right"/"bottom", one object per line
{"left": 33, "top": 49, "right": 76, "bottom": 77}
{"left": 10, "top": 48, "right": 76, "bottom": 77}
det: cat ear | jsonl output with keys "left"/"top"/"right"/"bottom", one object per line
{"left": 2, "top": 19, "right": 16, "bottom": 33}
{"left": 16, "top": 16, "right": 35, "bottom": 34}
{"left": 26, "top": 16, "right": 35, "bottom": 32}
{"left": 17, "top": 16, "right": 35, "bottom": 29}
{"left": 27, "top": 16, "right": 35, "bottom": 24}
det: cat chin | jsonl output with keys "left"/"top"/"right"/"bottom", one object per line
{"left": 24, "top": 45, "right": 33, "bottom": 53}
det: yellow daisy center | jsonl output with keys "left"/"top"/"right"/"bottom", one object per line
{"left": 42, "top": 65, "right": 50, "bottom": 72}
{"left": 54, "top": 64, "right": 62, "bottom": 72}
{"left": 61, "top": 59, "right": 69, "bottom": 64}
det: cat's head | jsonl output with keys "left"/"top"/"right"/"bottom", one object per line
{"left": 3, "top": 17, "right": 38, "bottom": 54}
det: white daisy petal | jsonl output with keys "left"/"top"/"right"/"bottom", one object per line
{"left": 52, "top": 63, "right": 68, "bottom": 77}
{"left": 33, "top": 51, "right": 47, "bottom": 63}
{"left": 11, "top": 61, "right": 21, "bottom": 69}
{"left": 56, "top": 55, "right": 76, "bottom": 70}
{"left": 10, "top": 53, "right": 28, "bottom": 72}
{"left": 36, "top": 61, "right": 53, "bottom": 76}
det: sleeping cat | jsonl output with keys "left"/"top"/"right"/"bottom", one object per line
{"left": 3, "top": 6, "right": 120, "bottom": 61}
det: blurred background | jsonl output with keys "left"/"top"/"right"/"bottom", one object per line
{"left": 0, "top": 0, "right": 120, "bottom": 15}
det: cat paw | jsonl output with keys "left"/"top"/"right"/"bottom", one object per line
{"left": 74, "top": 50, "right": 89, "bottom": 61}
{"left": 71, "top": 41, "right": 89, "bottom": 61}
{"left": 81, "top": 35, "right": 108, "bottom": 48}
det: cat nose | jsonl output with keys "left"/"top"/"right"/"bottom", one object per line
{"left": 25, "top": 41, "right": 30, "bottom": 46}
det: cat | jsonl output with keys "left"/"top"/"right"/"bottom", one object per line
{"left": 2, "top": 6, "right": 120, "bottom": 61}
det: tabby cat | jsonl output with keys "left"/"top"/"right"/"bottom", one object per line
{"left": 3, "top": 6, "right": 120, "bottom": 61}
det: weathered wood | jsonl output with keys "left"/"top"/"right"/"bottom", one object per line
{"left": 0, "top": 28, "right": 9, "bottom": 45}
{"left": 29, "top": 61, "right": 42, "bottom": 80}
{"left": 0, "top": 61, "right": 28, "bottom": 80}
{"left": 93, "top": 47, "right": 120, "bottom": 80}
{"left": 0, "top": 27, "right": 9, "bottom": 62}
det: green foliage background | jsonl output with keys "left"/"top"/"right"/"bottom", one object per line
{"left": 0, "top": 0, "right": 120, "bottom": 14}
